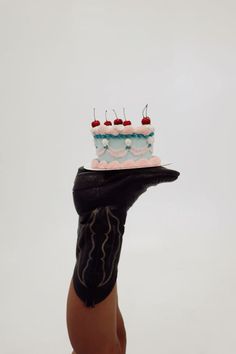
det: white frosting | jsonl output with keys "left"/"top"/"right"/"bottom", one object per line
{"left": 125, "top": 138, "right": 132, "bottom": 146}
{"left": 102, "top": 138, "right": 109, "bottom": 146}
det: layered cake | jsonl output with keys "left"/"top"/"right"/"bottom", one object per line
{"left": 90, "top": 106, "right": 161, "bottom": 169}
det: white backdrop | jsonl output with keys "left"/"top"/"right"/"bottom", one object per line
{"left": 0, "top": 1, "right": 236, "bottom": 353}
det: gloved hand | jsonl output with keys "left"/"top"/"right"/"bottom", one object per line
{"left": 72, "top": 165, "right": 180, "bottom": 307}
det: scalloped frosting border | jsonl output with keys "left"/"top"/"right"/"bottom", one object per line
{"left": 91, "top": 156, "right": 161, "bottom": 169}
{"left": 91, "top": 124, "right": 155, "bottom": 136}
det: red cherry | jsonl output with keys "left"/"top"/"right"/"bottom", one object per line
{"left": 141, "top": 104, "right": 151, "bottom": 125}
{"left": 114, "top": 118, "right": 123, "bottom": 125}
{"left": 91, "top": 120, "right": 100, "bottom": 127}
{"left": 104, "top": 110, "right": 112, "bottom": 126}
{"left": 104, "top": 120, "right": 112, "bottom": 126}
{"left": 123, "top": 120, "right": 131, "bottom": 126}
{"left": 141, "top": 116, "right": 151, "bottom": 125}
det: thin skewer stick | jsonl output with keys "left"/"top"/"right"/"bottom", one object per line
{"left": 112, "top": 109, "right": 118, "bottom": 118}
{"left": 123, "top": 107, "right": 126, "bottom": 120}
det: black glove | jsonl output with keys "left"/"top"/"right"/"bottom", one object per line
{"left": 72, "top": 166, "right": 180, "bottom": 307}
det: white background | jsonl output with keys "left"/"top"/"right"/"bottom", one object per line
{"left": 0, "top": 0, "right": 236, "bottom": 353}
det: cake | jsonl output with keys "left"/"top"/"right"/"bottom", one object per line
{"left": 90, "top": 106, "right": 161, "bottom": 169}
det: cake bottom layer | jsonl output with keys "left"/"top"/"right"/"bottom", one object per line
{"left": 91, "top": 156, "right": 161, "bottom": 170}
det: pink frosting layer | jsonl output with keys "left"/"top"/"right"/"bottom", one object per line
{"left": 91, "top": 156, "right": 161, "bottom": 170}
{"left": 91, "top": 124, "right": 155, "bottom": 136}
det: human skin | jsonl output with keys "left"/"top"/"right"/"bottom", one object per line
{"left": 66, "top": 278, "right": 126, "bottom": 354}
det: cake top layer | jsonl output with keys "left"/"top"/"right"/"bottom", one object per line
{"left": 91, "top": 124, "right": 155, "bottom": 137}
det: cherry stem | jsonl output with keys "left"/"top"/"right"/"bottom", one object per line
{"left": 146, "top": 104, "right": 148, "bottom": 117}
{"left": 142, "top": 104, "right": 148, "bottom": 117}
{"left": 123, "top": 107, "right": 126, "bottom": 120}
{"left": 105, "top": 110, "right": 108, "bottom": 121}
{"left": 93, "top": 107, "right": 96, "bottom": 121}
{"left": 112, "top": 109, "right": 118, "bottom": 118}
